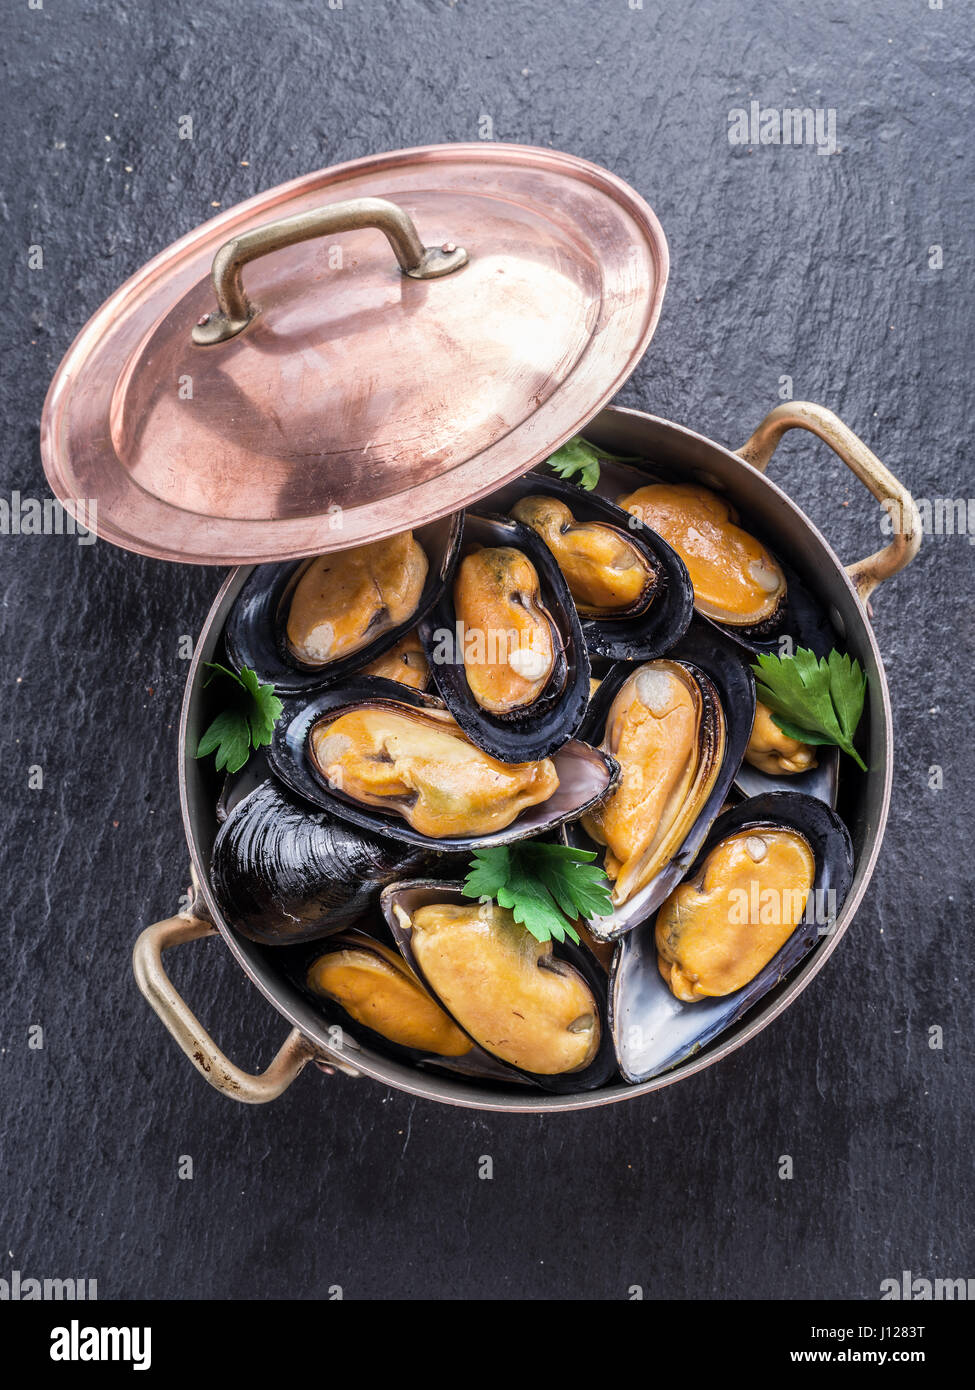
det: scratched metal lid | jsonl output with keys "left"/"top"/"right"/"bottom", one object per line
{"left": 40, "top": 143, "right": 669, "bottom": 564}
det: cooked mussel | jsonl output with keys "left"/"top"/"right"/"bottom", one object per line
{"left": 734, "top": 702, "right": 840, "bottom": 808}
{"left": 361, "top": 629, "right": 430, "bottom": 690}
{"left": 744, "top": 701, "right": 818, "bottom": 776}
{"left": 510, "top": 495, "right": 658, "bottom": 617}
{"left": 655, "top": 825, "right": 816, "bottom": 1000}
{"left": 419, "top": 513, "right": 591, "bottom": 762}
{"left": 381, "top": 880, "right": 617, "bottom": 1091}
{"left": 609, "top": 792, "right": 854, "bottom": 1082}
{"left": 580, "top": 660, "right": 726, "bottom": 907}
{"left": 268, "top": 676, "right": 619, "bottom": 852}
{"left": 590, "top": 459, "right": 841, "bottom": 657}
{"left": 307, "top": 932, "right": 472, "bottom": 1056}
{"left": 223, "top": 513, "right": 463, "bottom": 696}
{"left": 565, "top": 617, "right": 756, "bottom": 939}
{"left": 615, "top": 481, "right": 787, "bottom": 636}
{"left": 308, "top": 702, "right": 560, "bottom": 838}
{"left": 453, "top": 544, "right": 559, "bottom": 713}
{"left": 210, "top": 779, "right": 433, "bottom": 945}
{"left": 484, "top": 473, "right": 694, "bottom": 661}
{"left": 286, "top": 533, "right": 428, "bottom": 667}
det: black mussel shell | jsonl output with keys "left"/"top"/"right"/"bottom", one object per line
{"left": 268, "top": 676, "right": 619, "bottom": 853}
{"left": 591, "top": 458, "right": 832, "bottom": 651}
{"left": 610, "top": 792, "right": 854, "bottom": 1083}
{"left": 223, "top": 513, "right": 463, "bottom": 696}
{"left": 481, "top": 472, "right": 694, "bottom": 661}
{"left": 381, "top": 880, "right": 618, "bottom": 1093}
{"left": 698, "top": 554, "right": 837, "bottom": 657}
{"left": 565, "top": 617, "right": 756, "bottom": 939}
{"left": 210, "top": 778, "right": 435, "bottom": 946}
{"left": 279, "top": 927, "right": 528, "bottom": 1084}
{"left": 215, "top": 750, "right": 271, "bottom": 823}
{"left": 418, "top": 512, "right": 591, "bottom": 762}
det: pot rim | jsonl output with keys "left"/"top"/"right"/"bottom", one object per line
{"left": 177, "top": 404, "right": 893, "bottom": 1111}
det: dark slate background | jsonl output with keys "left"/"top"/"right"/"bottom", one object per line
{"left": 1, "top": 0, "right": 971, "bottom": 1301}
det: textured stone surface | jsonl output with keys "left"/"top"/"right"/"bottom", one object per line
{"left": 1, "top": 0, "right": 971, "bottom": 1300}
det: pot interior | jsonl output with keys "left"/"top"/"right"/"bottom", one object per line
{"left": 179, "top": 405, "right": 891, "bottom": 1112}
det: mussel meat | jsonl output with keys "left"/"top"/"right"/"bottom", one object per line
{"left": 407, "top": 902, "right": 600, "bottom": 1075}
{"left": 269, "top": 677, "right": 619, "bottom": 852}
{"left": 566, "top": 618, "right": 756, "bottom": 940}
{"left": 307, "top": 933, "right": 472, "bottom": 1056}
{"left": 452, "top": 545, "right": 559, "bottom": 713}
{"left": 382, "top": 880, "right": 617, "bottom": 1090}
{"left": 308, "top": 701, "right": 559, "bottom": 838}
{"left": 608, "top": 792, "right": 854, "bottom": 1083}
{"left": 510, "top": 494, "right": 658, "bottom": 618}
{"left": 418, "top": 513, "right": 590, "bottom": 763}
{"left": 744, "top": 700, "right": 818, "bottom": 776}
{"left": 361, "top": 629, "right": 430, "bottom": 690}
{"left": 655, "top": 826, "right": 816, "bottom": 1001}
{"left": 580, "top": 661, "right": 726, "bottom": 906}
{"left": 617, "top": 481, "right": 787, "bottom": 634}
{"left": 223, "top": 513, "right": 462, "bottom": 696}
{"left": 286, "top": 534, "right": 428, "bottom": 667}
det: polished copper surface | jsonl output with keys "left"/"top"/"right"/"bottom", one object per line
{"left": 41, "top": 144, "right": 669, "bottom": 564}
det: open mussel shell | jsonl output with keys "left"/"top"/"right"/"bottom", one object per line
{"left": 417, "top": 512, "right": 591, "bottom": 762}
{"left": 223, "top": 513, "right": 463, "bottom": 696}
{"left": 592, "top": 457, "right": 839, "bottom": 654}
{"left": 283, "top": 928, "right": 526, "bottom": 1084}
{"left": 610, "top": 791, "right": 854, "bottom": 1083}
{"left": 380, "top": 880, "right": 618, "bottom": 1093}
{"left": 210, "top": 778, "right": 437, "bottom": 946}
{"left": 565, "top": 617, "right": 756, "bottom": 940}
{"left": 698, "top": 557, "right": 837, "bottom": 659}
{"left": 267, "top": 676, "right": 619, "bottom": 853}
{"left": 735, "top": 741, "right": 840, "bottom": 808}
{"left": 482, "top": 473, "right": 694, "bottom": 661}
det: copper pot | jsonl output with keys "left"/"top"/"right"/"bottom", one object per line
{"left": 132, "top": 399, "right": 920, "bottom": 1110}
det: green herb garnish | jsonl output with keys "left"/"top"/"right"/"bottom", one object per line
{"left": 547, "top": 437, "right": 605, "bottom": 490}
{"left": 547, "top": 435, "right": 639, "bottom": 490}
{"left": 462, "top": 842, "right": 613, "bottom": 945}
{"left": 195, "top": 663, "right": 283, "bottom": 774}
{"left": 750, "top": 647, "right": 868, "bottom": 771}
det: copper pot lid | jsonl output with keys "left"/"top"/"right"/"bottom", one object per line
{"left": 41, "top": 143, "right": 668, "bottom": 564}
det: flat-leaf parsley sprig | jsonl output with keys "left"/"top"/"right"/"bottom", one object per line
{"left": 195, "top": 663, "right": 283, "bottom": 774}
{"left": 545, "top": 436, "right": 636, "bottom": 491}
{"left": 750, "top": 647, "right": 868, "bottom": 771}
{"left": 463, "top": 842, "right": 613, "bottom": 945}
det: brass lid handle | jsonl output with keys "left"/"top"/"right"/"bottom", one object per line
{"left": 736, "top": 401, "right": 922, "bottom": 604}
{"left": 193, "top": 195, "right": 469, "bottom": 345}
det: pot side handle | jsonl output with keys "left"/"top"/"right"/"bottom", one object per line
{"left": 133, "top": 911, "right": 321, "bottom": 1104}
{"left": 736, "top": 401, "right": 922, "bottom": 603}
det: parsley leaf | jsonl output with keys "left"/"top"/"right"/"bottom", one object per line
{"left": 196, "top": 664, "right": 283, "bottom": 775}
{"left": 547, "top": 437, "right": 604, "bottom": 490}
{"left": 462, "top": 842, "right": 613, "bottom": 945}
{"left": 750, "top": 647, "right": 868, "bottom": 771}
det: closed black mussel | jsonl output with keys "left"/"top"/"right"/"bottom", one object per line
{"left": 210, "top": 779, "right": 435, "bottom": 945}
